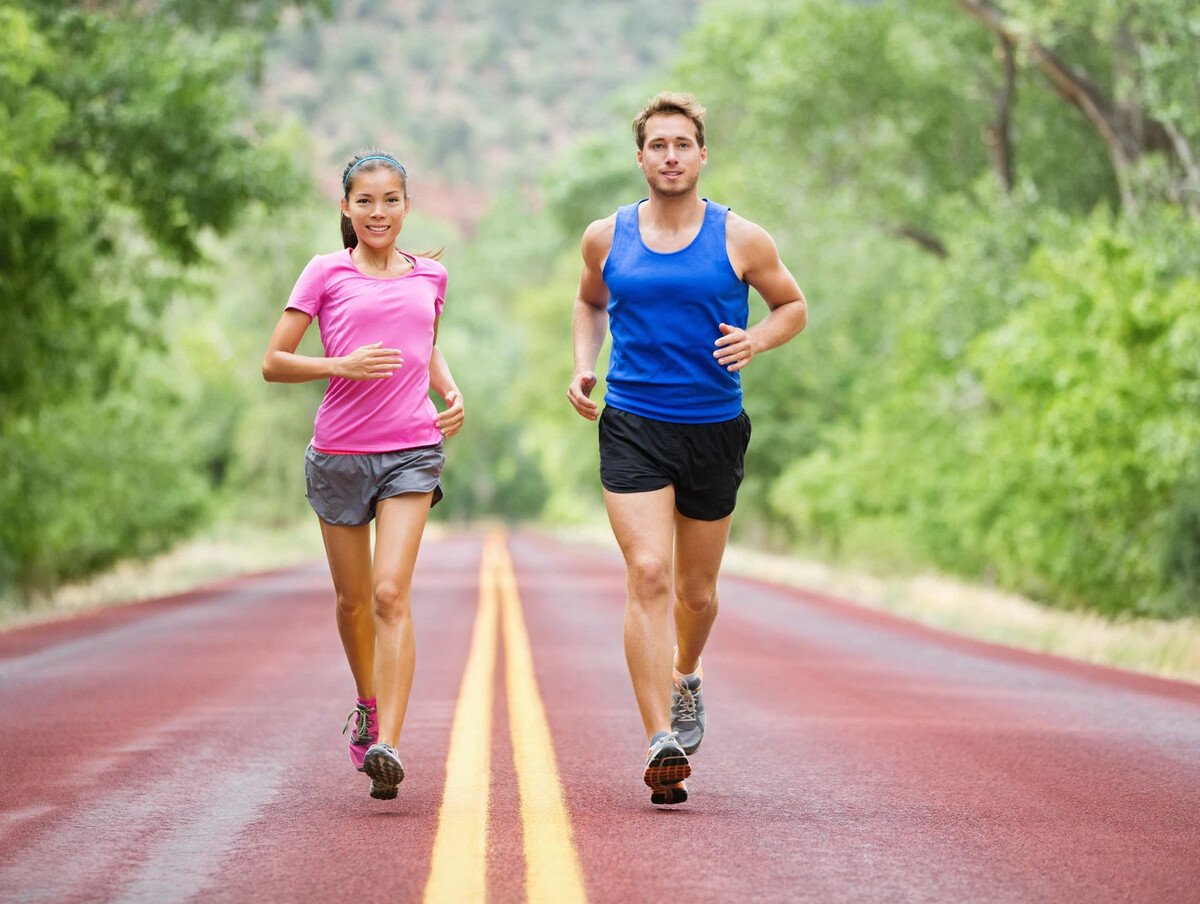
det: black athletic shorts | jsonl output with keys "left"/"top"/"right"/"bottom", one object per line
{"left": 598, "top": 405, "right": 752, "bottom": 522}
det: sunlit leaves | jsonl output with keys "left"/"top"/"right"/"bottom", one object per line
{"left": 0, "top": 1, "right": 323, "bottom": 596}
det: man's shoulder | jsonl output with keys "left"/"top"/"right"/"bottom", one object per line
{"left": 581, "top": 211, "right": 619, "bottom": 261}
{"left": 585, "top": 209, "right": 620, "bottom": 234}
{"left": 724, "top": 209, "right": 776, "bottom": 252}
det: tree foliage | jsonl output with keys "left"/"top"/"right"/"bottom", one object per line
{"left": 5, "top": 0, "right": 1198, "bottom": 623}
{"left": 0, "top": 1, "right": 325, "bottom": 597}
{"left": 665, "top": 0, "right": 1200, "bottom": 615}
{"left": 482, "top": 0, "right": 1200, "bottom": 617}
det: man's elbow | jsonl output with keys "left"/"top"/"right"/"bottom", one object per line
{"left": 792, "top": 297, "right": 808, "bottom": 335}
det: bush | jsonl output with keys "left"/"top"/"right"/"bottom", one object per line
{"left": 0, "top": 395, "right": 211, "bottom": 597}
{"left": 771, "top": 208, "right": 1200, "bottom": 617}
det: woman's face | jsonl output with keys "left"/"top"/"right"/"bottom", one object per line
{"left": 341, "top": 167, "right": 410, "bottom": 250}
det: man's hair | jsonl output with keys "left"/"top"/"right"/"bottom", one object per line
{"left": 632, "top": 92, "right": 707, "bottom": 149}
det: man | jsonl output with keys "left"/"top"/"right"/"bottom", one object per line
{"left": 567, "top": 92, "right": 808, "bottom": 805}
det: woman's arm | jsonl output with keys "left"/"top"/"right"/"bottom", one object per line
{"left": 262, "top": 309, "right": 404, "bottom": 383}
{"left": 428, "top": 317, "right": 464, "bottom": 438}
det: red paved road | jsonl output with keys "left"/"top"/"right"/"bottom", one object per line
{"left": 2, "top": 530, "right": 1199, "bottom": 903}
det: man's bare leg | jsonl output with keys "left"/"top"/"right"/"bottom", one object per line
{"left": 673, "top": 511, "right": 732, "bottom": 675}
{"left": 604, "top": 486, "right": 677, "bottom": 740}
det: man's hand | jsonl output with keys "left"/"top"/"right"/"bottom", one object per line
{"left": 567, "top": 371, "right": 600, "bottom": 420}
{"left": 714, "top": 324, "right": 756, "bottom": 372}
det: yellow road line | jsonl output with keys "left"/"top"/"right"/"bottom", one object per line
{"left": 495, "top": 539, "right": 589, "bottom": 904}
{"left": 423, "top": 536, "right": 500, "bottom": 904}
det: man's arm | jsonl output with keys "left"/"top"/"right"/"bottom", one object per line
{"left": 716, "top": 213, "right": 808, "bottom": 372}
{"left": 567, "top": 215, "right": 616, "bottom": 421}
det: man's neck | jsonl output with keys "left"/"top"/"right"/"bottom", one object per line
{"left": 642, "top": 191, "right": 706, "bottom": 232}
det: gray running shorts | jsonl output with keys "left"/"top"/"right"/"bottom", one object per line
{"left": 304, "top": 442, "right": 445, "bottom": 527}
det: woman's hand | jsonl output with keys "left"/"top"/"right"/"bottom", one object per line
{"left": 437, "top": 390, "right": 465, "bottom": 438}
{"left": 335, "top": 342, "right": 403, "bottom": 380}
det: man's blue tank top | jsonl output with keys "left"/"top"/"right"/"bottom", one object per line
{"left": 602, "top": 199, "right": 749, "bottom": 423}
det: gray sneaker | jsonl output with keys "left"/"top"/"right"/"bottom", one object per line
{"left": 643, "top": 731, "right": 690, "bottom": 805}
{"left": 671, "top": 670, "right": 706, "bottom": 755}
{"left": 363, "top": 743, "right": 405, "bottom": 800}
{"left": 369, "top": 778, "right": 399, "bottom": 800}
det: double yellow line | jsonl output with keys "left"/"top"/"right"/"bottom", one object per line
{"left": 423, "top": 533, "right": 588, "bottom": 904}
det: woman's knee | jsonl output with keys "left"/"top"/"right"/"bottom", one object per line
{"left": 675, "top": 585, "right": 717, "bottom": 614}
{"left": 372, "top": 578, "right": 412, "bottom": 624}
{"left": 335, "top": 589, "right": 371, "bottom": 619}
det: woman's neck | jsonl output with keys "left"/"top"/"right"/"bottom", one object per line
{"left": 351, "top": 244, "right": 412, "bottom": 278}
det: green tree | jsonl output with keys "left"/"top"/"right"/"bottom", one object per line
{"left": 0, "top": 1, "right": 327, "bottom": 597}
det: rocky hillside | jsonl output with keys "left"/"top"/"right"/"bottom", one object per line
{"left": 262, "top": 0, "right": 703, "bottom": 230}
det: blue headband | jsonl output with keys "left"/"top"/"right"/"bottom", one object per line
{"left": 343, "top": 155, "right": 406, "bottom": 189}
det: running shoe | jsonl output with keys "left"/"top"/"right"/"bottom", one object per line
{"left": 343, "top": 698, "right": 378, "bottom": 772}
{"left": 363, "top": 743, "right": 405, "bottom": 799}
{"left": 369, "top": 778, "right": 399, "bottom": 801}
{"left": 671, "top": 668, "right": 706, "bottom": 755}
{"left": 651, "top": 780, "right": 688, "bottom": 806}
{"left": 643, "top": 731, "right": 690, "bottom": 805}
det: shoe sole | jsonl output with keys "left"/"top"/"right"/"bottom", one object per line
{"left": 644, "top": 747, "right": 691, "bottom": 798}
{"left": 363, "top": 749, "right": 406, "bottom": 787}
{"left": 651, "top": 781, "right": 688, "bottom": 805}
{"left": 370, "top": 779, "right": 399, "bottom": 800}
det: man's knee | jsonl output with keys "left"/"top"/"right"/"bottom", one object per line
{"left": 626, "top": 555, "right": 671, "bottom": 602}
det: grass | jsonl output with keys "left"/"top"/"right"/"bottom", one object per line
{"left": 0, "top": 520, "right": 326, "bottom": 632}
{"left": 720, "top": 545, "right": 1200, "bottom": 685}
{"left": 4, "top": 519, "right": 1197, "bottom": 685}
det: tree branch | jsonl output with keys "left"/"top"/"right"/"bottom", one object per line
{"left": 983, "top": 33, "right": 1017, "bottom": 193}
{"left": 951, "top": 0, "right": 1184, "bottom": 213}
{"left": 884, "top": 224, "right": 950, "bottom": 258}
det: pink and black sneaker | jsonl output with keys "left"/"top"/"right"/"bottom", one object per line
{"left": 343, "top": 696, "right": 378, "bottom": 772}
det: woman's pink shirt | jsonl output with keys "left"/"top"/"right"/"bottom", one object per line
{"left": 285, "top": 249, "right": 446, "bottom": 453}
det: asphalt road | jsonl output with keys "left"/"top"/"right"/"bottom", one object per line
{"left": 2, "top": 530, "right": 1198, "bottom": 903}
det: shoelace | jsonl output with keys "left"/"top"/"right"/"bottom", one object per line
{"left": 673, "top": 683, "right": 698, "bottom": 722}
{"left": 343, "top": 703, "right": 374, "bottom": 745}
{"left": 648, "top": 730, "right": 684, "bottom": 760}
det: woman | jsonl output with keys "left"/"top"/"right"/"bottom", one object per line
{"left": 263, "top": 150, "right": 464, "bottom": 800}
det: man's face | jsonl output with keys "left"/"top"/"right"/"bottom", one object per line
{"left": 637, "top": 113, "right": 706, "bottom": 197}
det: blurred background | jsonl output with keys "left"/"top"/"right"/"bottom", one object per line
{"left": 2, "top": 0, "right": 1198, "bottom": 624}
